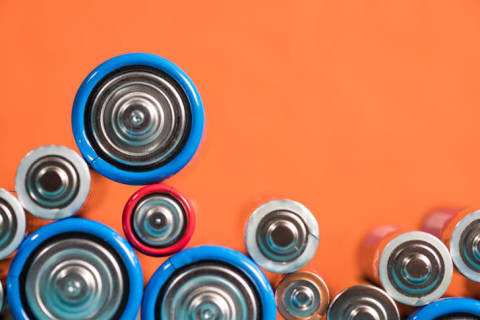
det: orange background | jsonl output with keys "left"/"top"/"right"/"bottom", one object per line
{"left": 1, "top": 0, "right": 480, "bottom": 317}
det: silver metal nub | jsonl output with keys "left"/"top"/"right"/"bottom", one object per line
{"left": 326, "top": 285, "right": 400, "bottom": 320}
{"left": 86, "top": 67, "right": 190, "bottom": 170}
{"left": 159, "top": 262, "right": 260, "bottom": 320}
{"left": 15, "top": 145, "right": 90, "bottom": 219}
{"left": 379, "top": 231, "right": 453, "bottom": 306}
{"left": 132, "top": 193, "right": 186, "bottom": 247}
{"left": 275, "top": 271, "right": 329, "bottom": 320}
{"left": 24, "top": 236, "right": 126, "bottom": 320}
{"left": 0, "top": 189, "right": 26, "bottom": 259}
{"left": 450, "top": 210, "right": 480, "bottom": 283}
{"left": 245, "top": 200, "right": 319, "bottom": 273}
{"left": 0, "top": 280, "right": 4, "bottom": 313}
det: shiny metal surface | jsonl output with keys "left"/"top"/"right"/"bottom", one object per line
{"left": 86, "top": 67, "right": 190, "bottom": 169}
{"left": 15, "top": 145, "right": 90, "bottom": 219}
{"left": 132, "top": 193, "right": 186, "bottom": 247}
{"left": 159, "top": 262, "right": 260, "bottom": 320}
{"left": 326, "top": 285, "right": 400, "bottom": 320}
{"left": 0, "top": 189, "right": 26, "bottom": 259}
{"left": 450, "top": 210, "right": 480, "bottom": 283}
{"left": 24, "top": 237, "right": 125, "bottom": 320}
{"left": 245, "top": 200, "right": 319, "bottom": 273}
{"left": 379, "top": 231, "right": 453, "bottom": 306}
{"left": 276, "top": 271, "right": 329, "bottom": 320}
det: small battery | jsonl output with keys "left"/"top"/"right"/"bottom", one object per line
{"left": 141, "top": 245, "right": 276, "bottom": 320}
{"left": 245, "top": 199, "right": 319, "bottom": 274}
{"left": 122, "top": 183, "right": 195, "bottom": 256}
{"left": 15, "top": 145, "right": 91, "bottom": 220}
{"left": 6, "top": 218, "right": 143, "bottom": 320}
{"left": 422, "top": 208, "right": 480, "bottom": 283}
{"left": 0, "top": 189, "right": 26, "bottom": 260}
{"left": 327, "top": 284, "right": 400, "bottom": 320}
{"left": 407, "top": 297, "right": 480, "bottom": 320}
{"left": 359, "top": 226, "right": 453, "bottom": 306}
{"left": 275, "top": 270, "right": 329, "bottom": 320}
{"left": 72, "top": 53, "right": 205, "bottom": 185}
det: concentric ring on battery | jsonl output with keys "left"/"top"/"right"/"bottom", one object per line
{"left": 158, "top": 262, "right": 260, "bottom": 320}
{"left": 379, "top": 231, "right": 453, "bottom": 306}
{"left": 6, "top": 218, "right": 143, "bottom": 320}
{"left": 0, "top": 189, "right": 26, "bottom": 259}
{"left": 122, "top": 184, "right": 195, "bottom": 256}
{"left": 326, "top": 285, "right": 400, "bottom": 320}
{"left": 141, "top": 246, "right": 276, "bottom": 320}
{"left": 245, "top": 200, "right": 319, "bottom": 273}
{"left": 275, "top": 271, "right": 329, "bottom": 320}
{"left": 72, "top": 53, "right": 204, "bottom": 185}
{"left": 15, "top": 145, "right": 90, "bottom": 219}
{"left": 450, "top": 210, "right": 480, "bottom": 283}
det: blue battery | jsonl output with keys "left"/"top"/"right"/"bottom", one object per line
{"left": 7, "top": 218, "right": 143, "bottom": 320}
{"left": 407, "top": 298, "right": 480, "bottom": 320}
{"left": 72, "top": 53, "right": 204, "bottom": 185}
{"left": 142, "top": 245, "right": 276, "bottom": 320}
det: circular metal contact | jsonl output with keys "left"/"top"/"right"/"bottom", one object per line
{"left": 159, "top": 262, "right": 260, "bottom": 320}
{"left": 141, "top": 246, "right": 277, "bottom": 320}
{"left": 326, "top": 285, "right": 400, "bottom": 320}
{"left": 123, "top": 184, "right": 195, "bottom": 256}
{"left": 72, "top": 53, "right": 205, "bottom": 185}
{"left": 15, "top": 145, "right": 90, "bottom": 219}
{"left": 245, "top": 200, "right": 319, "bottom": 273}
{"left": 0, "top": 189, "right": 26, "bottom": 259}
{"left": 275, "top": 271, "right": 329, "bottom": 320}
{"left": 7, "top": 218, "right": 143, "bottom": 320}
{"left": 379, "top": 231, "right": 453, "bottom": 306}
{"left": 24, "top": 236, "right": 125, "bottom": 320}
{"left": 450, "top": 210, "right": 480, "bottom": 283}
{"left": 86, "top": 66, "right": 191, "bottom": 170}
{"left": 407, "top": 298, "right": 480, "bottom": 320}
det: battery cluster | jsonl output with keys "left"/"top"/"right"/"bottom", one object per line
{"left": 0, "top": 53, "right": 479, "bottom": 320}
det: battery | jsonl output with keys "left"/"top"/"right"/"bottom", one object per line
{"left": 72, "top": 53, "right": 205, "bottom": 185}
{"left": 0, "top": 189, "right": 25, "bottom": 260}
{"left": 422, "top": 208, "right": 480, "bottom": 283}
{"left": 359, "top": 226, "right": 453, "bottom": 306}
{"left": 275, "top": 270, "right": 329, "bottom": 320}
{"left": 15, "top": 145, "right": 91, "bottom": 220}
{"left": 122, "top": 183, "right": 195, "bottom": 256}
{"left": 326, "top": 284, "right": 400, "bottom": 320}
{"left": 407, "top": 297, "right": 480, "bottom": 320}
{"left": 6, "top": 218, "right": 143, "bottom": 320}
{"left": 245, "top": 199, "right": 319, "bottom": 274}
{"left": 141, "top": 245, "right": 276, "bottom": 320}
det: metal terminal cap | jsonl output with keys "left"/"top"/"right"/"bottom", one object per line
{"left": 85, "top": 66, "right": 191, "bottom": 171}
{"left": 245, "top": 200, "right": 319, "bottom": 273}
{"left": 23, "top": 236, "right": 126, "bottom": 320}
{"left": 0, "top": 189, "right": 26, "bottom": 259}
{"left": 450, "top": 210, "right": 480, "bottom": 283}
{"left": 158, "top": 262, "right": 260, "bottom": 320}
{"left": 275, "top": 271, "right": 329, "bottom": 320}
{"left": 122, "top": 184, "right": 195, "bottom": 256}
{"left": 379, "top": 231, "right": 453, "bottom": 306}
{"left": 133, "top": 194, "right": 185, "bottom": 248}
{"left": 15, "top": 145, "right": 90, "bottom": 219}
{"left": 327, "top": 285, "right": 400, "bottom": 320}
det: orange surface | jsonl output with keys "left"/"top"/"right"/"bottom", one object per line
{"left": 1, "top": 0, "right": 480, "bottom": 316}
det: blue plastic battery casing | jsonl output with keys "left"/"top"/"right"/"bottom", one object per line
{"left": 6, "top": 218, "right": 144, "bottom": 320}
{"left": 72, "top": 52, "right": 204, "bottom": 185}
{"left": 141, "top": 245, "right": 277, "bottom": 320}
{"left": 407, "top": 298, "right": 480, "bottom": 320}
